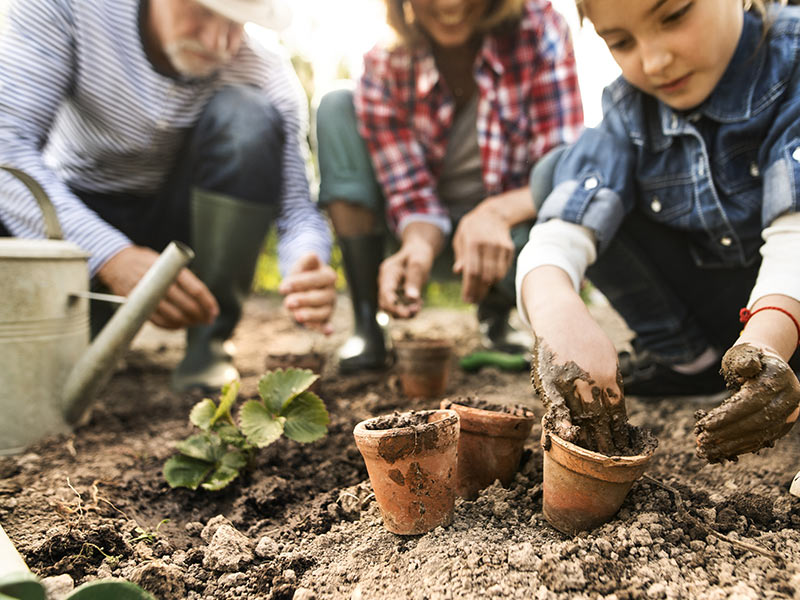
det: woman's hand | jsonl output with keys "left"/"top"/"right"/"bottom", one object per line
{"left": 524, "top": 266, "right": 628, "bottom": 455}
{"left": 97, "top": 245, "right": 219, "bottom": 330}
{"left": 453, "top": 204, "right": 514, "bottom": 304}
{"left": 279, "top": 252, "right": 338, "bottom": 335}
{"left": 695, "top": 343, "right": 800, "bottom": 462}
{"left": 378, "top": 222, "right": 443, "bottom": 318}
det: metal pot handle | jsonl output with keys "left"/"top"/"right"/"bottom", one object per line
{"left": 0, "top": 165, "right": 63, "bottom": 240}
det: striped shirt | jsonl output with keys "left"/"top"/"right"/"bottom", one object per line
{"left": 0, "top": 0, "right": 330, "bottom": 277}
{"left": 355, "top": 0, "right": 584, "bottom": 235}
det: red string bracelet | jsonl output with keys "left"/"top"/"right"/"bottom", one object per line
{"left": 739, "top": 306, "right": 800, "bottom": 347}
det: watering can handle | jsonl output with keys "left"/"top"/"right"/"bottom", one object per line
{"left": 0, "top": 165, "right": 64, "bottom": 240}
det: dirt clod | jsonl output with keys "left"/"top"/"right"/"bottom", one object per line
{"left": 129, "top": 559, "right": 186, "bottom": 600}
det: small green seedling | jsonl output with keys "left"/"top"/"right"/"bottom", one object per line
{"left": 163, "top": 369, "right": 329, "bottom": 491}
{"left": 130, "top": 519, "right": 169, "bottom": 545}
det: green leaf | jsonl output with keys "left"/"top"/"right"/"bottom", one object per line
{"left": 163, "top": 455, "right": 213, "bottom": 490}
{"left": 201, "top": 465, "right": 241, "bottom": 491}
{"left": 215, "top": 422, "right": 246, "bottom": 446}
{"left": 67, "top": 579, "right": 157, "bottom": 599}
{"left": 212, "top": 380, "right": 240, "bottom": 425}
{"left": 282, "top": 391, "right": 330, "bottom": 443}
{"left": 201, "top": 451, "right": 247, "bottom": 490}
{"left": 175, "top": 433, "right": 223, "bottom": 463}
{"left": 257, "top": 368, "right": 319, "bottom": 414}
{"left": 240, "top": 400, "right": 285, "bottom": 447}
{"left": 189, "top": 399, "right": 217, "bottom": 431}
{"left": 220, "top": 449, "right": 248, "bottom": 470}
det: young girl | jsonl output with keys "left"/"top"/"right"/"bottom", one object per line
{"left": 517, "top": 0, "right": 800, "bottom": 462}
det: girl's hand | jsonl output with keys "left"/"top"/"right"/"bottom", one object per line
{"left": 695, "top": 343, "right": 800, "bottom": 462}
{"left": 525, "top": 267, "right": 628, "bottom": 454}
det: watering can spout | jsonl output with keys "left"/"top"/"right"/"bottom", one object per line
{"left": 63, "top": 241, "right": 194, "bottom": 425}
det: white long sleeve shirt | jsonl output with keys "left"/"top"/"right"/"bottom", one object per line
{"left": 516, "top": 212, "right": 800, "bottom": 326}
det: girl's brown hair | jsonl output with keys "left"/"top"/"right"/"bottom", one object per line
{"left": 385, "top": 0, "right": 526, "bottom": 47}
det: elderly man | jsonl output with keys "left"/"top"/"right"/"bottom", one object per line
{"left": 0, "top": 0, "right": 336, "bottom": 391}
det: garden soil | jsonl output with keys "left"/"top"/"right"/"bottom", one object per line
{"left": 1, "top": 294, "right": 799, "bottom": 600}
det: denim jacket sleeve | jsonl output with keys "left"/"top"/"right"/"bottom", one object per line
{"left": 536, "top": 85, "right": 637, "bottom": 252}
{"left": 760, "top": 52, "right": 800, "bottom": 227}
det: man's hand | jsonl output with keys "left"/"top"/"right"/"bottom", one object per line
{"left": 453, "top": 204, "right": 514, "bottom": 304}
{"left": 279, "top": 252, "right": 337, "bottom": 335}
{"left": 378, "top": 222, "right": 442, "bottom": 319}
{"left": 97, "top": 245, "right": 218, "bottom": 330}
{"left": 695, "top": 343, "right": 800, "bottom": 463}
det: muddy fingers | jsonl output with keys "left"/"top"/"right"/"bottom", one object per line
{"left": 695, "top": 343, "right": 800, "bottom": 462}
{"left": 606, "top": 386, "right": 632, "bottom": 453}
{"left": 532, "top": 334, "right": 635, "bottom": 455}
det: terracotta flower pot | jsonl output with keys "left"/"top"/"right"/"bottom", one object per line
{"left": 541, "top": 426, "right": 655, "bottom": 535}
{"left": 441, "top": 398, "right": 535, "bottom": 499}
{"left": 395, "top": 338, "right": 452, "bottom": 398}
{"left": 353, "top": 409, "right": 460, "bottom": 535}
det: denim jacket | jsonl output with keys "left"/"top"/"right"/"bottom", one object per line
{"left": 539, "top": 7, "right": 800, "bottom": 268}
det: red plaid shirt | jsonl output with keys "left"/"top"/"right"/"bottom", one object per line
{"left": 355, "top": 0, "right": 584, "bottom": 235}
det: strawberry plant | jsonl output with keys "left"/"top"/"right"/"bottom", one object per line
{"left": 164, "top": 369, "right": 329, "bottom": 491}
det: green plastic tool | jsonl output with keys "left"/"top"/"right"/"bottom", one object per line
{"left": 459, "top": 350, "right": 530, "bottom": 373}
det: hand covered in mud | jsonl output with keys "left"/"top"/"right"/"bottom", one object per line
{"left": 695, "top": 343, "right": 800, "bottom": 463}
{"left": 531, "top": 331, "right": 630, "bottom": 456}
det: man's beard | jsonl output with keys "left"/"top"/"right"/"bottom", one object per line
{"left": 164, "top": 39, "right": 233, "bottom": 78}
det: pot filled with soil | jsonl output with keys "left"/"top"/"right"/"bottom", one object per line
{"left": 353, "top": 409, "right": 460, "bottom": 535}
{"left": 532, "top": 336, "right": 658, "bottom": 535}
{"left": 440, "top": 397, "right": 535, "bottom": 499}
{"left": 394, "top": 337, "right": 453, "bottom": 398}
{"left": 541, "top": 425, "right": 657, "bottom": 535}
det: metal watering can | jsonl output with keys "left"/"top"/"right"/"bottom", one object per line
{"left": 0, "top": 166, "right": 194, "bottom": 455}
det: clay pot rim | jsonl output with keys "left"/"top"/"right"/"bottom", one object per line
{"left": 441, "top": 400, "right": 535, "bottom": 438}
{"left": 353, "top": 409, "right": 459, "bottom": 439}
{"left": 442, "top": 400, "right": 535, "bottom": 421}
{"left": 545, "top": 429, "right": 656, "bottom": 466}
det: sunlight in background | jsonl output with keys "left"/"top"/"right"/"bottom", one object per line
{"left": 0, "top": 0, "right": 620, "bottom": 125}
{"left": 253, "top": 0, "right": 621, "bottom": 126}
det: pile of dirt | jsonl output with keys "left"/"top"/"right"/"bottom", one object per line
{"left": 1, "top": 296, "right": 799, "bottom": 599}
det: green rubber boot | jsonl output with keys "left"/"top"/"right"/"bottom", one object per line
{"left": 336, "top": 233, "right": 392, "bottom": 373}
{"left": 171, "top": 188, "right": 274, "bottom": 392}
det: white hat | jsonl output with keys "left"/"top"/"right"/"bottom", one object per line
{"left": 195, "top": 0, "right": 292, "bottom": 30}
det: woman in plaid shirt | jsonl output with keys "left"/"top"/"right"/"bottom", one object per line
{"left": 316, "top": 0, "right": 584, "bottom": 373}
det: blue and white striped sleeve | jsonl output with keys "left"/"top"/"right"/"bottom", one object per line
{"left": 268, "top": 58, "right": 332, "bottom": 277}
{"left": 0, "top": 0, "right": 131, "bottom": 276}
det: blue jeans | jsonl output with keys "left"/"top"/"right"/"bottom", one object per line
{"left": 73, "top": 85, "right": 284, "bottom": 252}
{"left": 316, "top": 87, "right": 535, "bottom": 309}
